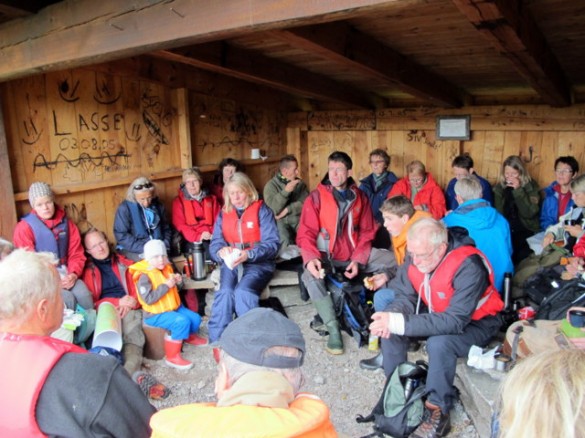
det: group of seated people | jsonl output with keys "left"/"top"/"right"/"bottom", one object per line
{"left": 2, "top": 148, "right": 585, "bottom": 437}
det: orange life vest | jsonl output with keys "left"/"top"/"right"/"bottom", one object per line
{"left": 407, "top": 246, "right": 503, "bottom": 320}
{"left": 130, "top": 261, "right": 181, "bottom": 314}
{"left": 222, "top": 200, "right": 262, "bottom": 249}
{"left": 316, "top": 184, "right": 363, "bottom": 254}
{"left": 0, "top": 333, "right": 85, "bottom": 437}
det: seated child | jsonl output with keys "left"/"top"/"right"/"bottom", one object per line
{"left": 130, "top": 239, "right": 207, "bottom": 370}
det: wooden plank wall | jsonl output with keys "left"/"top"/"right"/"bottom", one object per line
{"left": 288, "top": 106, "right": 585, "bottom": 192}
{"left": 0, "top": 67, "right": 286, "bottom": 240}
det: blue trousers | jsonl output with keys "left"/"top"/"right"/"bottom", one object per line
{"left": 381, "top": 314, "right": 501, "bottom": 413}
{"left": 208, "top": 261, "right": 274, "bottom": 343}
{"left": 145, "top": 305, "right": 202, "bottom": 341}
{"left": 373, "top": 288, "right": 395, "bottom": 312}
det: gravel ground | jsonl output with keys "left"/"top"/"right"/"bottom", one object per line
{"left": 144, "top": 285, "right": 479, "bottom": 437}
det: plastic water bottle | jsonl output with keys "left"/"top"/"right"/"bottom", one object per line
{"left": 368, "top": 332, "right": 379, "bottom": 351}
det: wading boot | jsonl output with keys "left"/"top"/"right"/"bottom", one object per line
{"left": 313, "top": 296, "right": 343, "bottom": 355}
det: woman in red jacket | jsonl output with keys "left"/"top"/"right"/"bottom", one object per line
{"left": 388, "top": 160, "right": 446, "bottom": 220}
{"left": 172, "top": 167, "right": 220, "bottom": 255}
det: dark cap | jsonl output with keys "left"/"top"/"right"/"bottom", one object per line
{"left": 218, "top": 308, "right": 305, "bottom": 369}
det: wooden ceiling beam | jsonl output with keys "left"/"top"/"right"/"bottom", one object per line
{"left": 152, "top": 43, "right": 376, "bottom": 109}
{"left": 452, "top": 0, "right": 571, "bottom": 107}
{"left": 267, "top": 22, "right": 465, "bottom": 108}
{"left": 0, "top": 0, "right": 404, "bottom": 82}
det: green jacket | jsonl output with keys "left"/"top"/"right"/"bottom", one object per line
{"left": 494, "top": 179, "right": 541, "bottom": 233}
{"left": 263, "top": 173, "right": 309, "bottom": 222}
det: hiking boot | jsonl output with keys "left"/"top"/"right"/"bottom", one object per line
{"left": 359, "top": 352, "right": 383, "bottom": 370}
{"left": 410, "top": 401, "right": 451, "bottom": 438}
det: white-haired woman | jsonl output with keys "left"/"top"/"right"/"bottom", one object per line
{"left": 114, "top": 176, "right": 172, "bottom": 262}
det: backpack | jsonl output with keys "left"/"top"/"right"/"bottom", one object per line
{"left": 326, "top": 273, "right": 373, "bottom": 347}
{"left": 356, "top": 360, "right": 428, "bottom": 438}
{"left": 522, "top": 265, "right": 564, "bottom": 306}
{"left": 535, "top": 278, "right": 585, "bottom": 320}
{"left": 502, "top": 319, "right": 569, "bottom": 360}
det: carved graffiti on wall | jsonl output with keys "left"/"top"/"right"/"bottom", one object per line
{"left": 22, "top": 75, "right": 173, "bottom": 178}
{"left": 307, "top": 111, "right": 376, "bottom": 131}
{"left": 193, "top": 99, "right": 282, "bottom": 158}
{"left": 407, "top": 130, "right": 440, "bottom": 149}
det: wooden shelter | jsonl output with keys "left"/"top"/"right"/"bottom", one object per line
{"left": 1, "top": 0, "right": 584, "bottom": 240}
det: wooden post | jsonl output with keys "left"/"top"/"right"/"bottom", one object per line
{"left": 0, "top": 94, "right": 18, "bottom": 238}
{"left": 174, "top": 88, "right": 192, "bottom": 170}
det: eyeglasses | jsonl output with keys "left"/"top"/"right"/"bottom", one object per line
{"left": 133, "top": 182, "right": 153, "bottom": 190}
{"left": 370, "top": 160, "right": 385, "bottom": 165}
{"left": 409, "top": 178, "right": 424, "bottom": 184}
{"left": 555, "top": 169, "right": 573, "bottom": 175}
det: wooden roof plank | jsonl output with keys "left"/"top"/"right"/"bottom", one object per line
{"left": 268, "top": 21, "right": 466, "bottom": 108}
{"left": 152, "top": 42, "right": 377, "bottom": 109}
{"left": 452, "top": 0, "right": 572, "bottom": 106}
{"left": 0, "top": 0, "right": 405, "bottom": 82}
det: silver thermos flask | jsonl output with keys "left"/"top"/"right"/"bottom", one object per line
{"left": 192, "top": 242, "right": 206, "bottom": 281}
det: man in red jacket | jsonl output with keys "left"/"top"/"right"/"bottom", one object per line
{"left": 0, "top": 249, "right": 155, "bottom": 437}
{"left": 297, "top": 151, "right": 396, "bottom": 355}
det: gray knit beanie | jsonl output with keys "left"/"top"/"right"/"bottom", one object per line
{"left": 28, "top": 182, "right": 54, "bottom": 207}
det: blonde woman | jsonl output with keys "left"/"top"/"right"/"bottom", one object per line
{"left": 494, "top": 350, "right": 585, "bottom": 438}
{"left": 208, "top": 172, "right": 279, "bottom": 347}
{"left": 493, "top": 155, "right": 541, "bottom": 264}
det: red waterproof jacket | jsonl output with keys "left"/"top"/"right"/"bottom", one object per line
{"left": 388, "top": 172, "right": 447, "bottom": 220}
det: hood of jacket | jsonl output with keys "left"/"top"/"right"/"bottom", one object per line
{"left": 447, "top": 199, "right": 499, "bottom": 231}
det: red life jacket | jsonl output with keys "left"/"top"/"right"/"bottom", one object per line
{"left": 407, "top": 246, "right": 504, "bottom": 320}
{"left": 180, "top": 194, "right": 216, "bottom": 227}
{"left": 0, "top": 333, "right": 85, "bottom": 437}
{"left": 316, "top": 185, "right": 363, "bottom": 254}
{"left": 222, "top": 201, "right": 262, "bottom": 249}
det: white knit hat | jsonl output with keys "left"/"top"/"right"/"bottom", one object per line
{"left": 143, "top": 239, "right": 167, "bottom": 261}
{"left": 28, "top": 182, "right": 54, "bottom": 207}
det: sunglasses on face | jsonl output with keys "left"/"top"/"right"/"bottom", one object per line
{"left": 134, "top": 182, "right": 154, "bottom": 191}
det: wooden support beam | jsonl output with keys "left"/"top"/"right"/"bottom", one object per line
{"left": 152, "top": 43, "right": 375, "bottom": 109}
{"left": 0, "top": 93, "right": 18, "bottom": 238}
{"left": 173, "top": 88, "right": 192, "bottom": 169}
{"left": 267, "top": 22, "right": 465, "bottom": 108}
{"left": 452, "top": 0, "right": 571, "bottom": 107}
{"left": 0, "top": 0, "right": 403, "bottom": 82}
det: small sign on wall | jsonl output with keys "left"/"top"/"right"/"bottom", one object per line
{"left": 436, "top": 115, "right": 470, "bottom": 140}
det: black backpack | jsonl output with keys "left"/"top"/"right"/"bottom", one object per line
{"left": 326, "top": 273, "right": 373, "bottom": 347}
{"left": 356, "top": 360, "right": 428, "bottom": 438}
{"left": 535, "top": 278, "right": 585, "bottom": 320}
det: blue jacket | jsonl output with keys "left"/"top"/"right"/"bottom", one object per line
{"left": 540, "top": 181, "right": 575, "bottom": 230}
{"left": 114, "top": 199, "right": 172, "bottom": 254}
{"left": 443, "top": 199, "right": 513, "bottom": 293}
{"left": 445, "top": 174, "right": 494, "bottom": 211}
{"left": 359, "top": 171, "right": 398, "bottom": 223}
